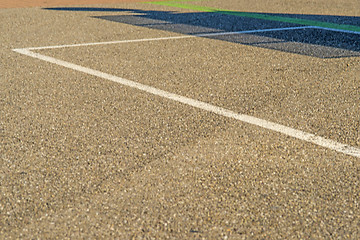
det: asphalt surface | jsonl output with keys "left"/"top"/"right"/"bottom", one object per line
{"left": 1, "top": 0, "right": 360, "bottom": 239}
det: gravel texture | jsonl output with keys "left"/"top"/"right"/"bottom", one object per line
{"left": 1, "top": 0, "right": 359, "bottom": 239}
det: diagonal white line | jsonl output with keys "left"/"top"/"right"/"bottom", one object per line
{"left": 25, "top": 35, "right": 194, "bottom": 50}
{"left": 12, "top": 48, "right": 360, "bottom": 158}
{"left": 312, "top": 26, "right": 360, "bottom": 35}
{"left": 24, "top": 26, "right": 312, "bottom": 50}
{"left": 196, "top": 26, "right": 314, "bottom": 37}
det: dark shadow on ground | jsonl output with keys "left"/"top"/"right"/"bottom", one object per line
{"left": 44, "top": 7, "right": 360, "bottom": 58}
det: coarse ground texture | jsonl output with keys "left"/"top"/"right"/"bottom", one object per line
{"left": 0, "top": 0, "right": 163, "bottom": 9}
{"left": 1, "top": 0, "right": 360, "bottom": 239}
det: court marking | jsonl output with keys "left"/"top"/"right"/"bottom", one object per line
{"left": 148, "top": 0, "right": 360, "bottom": 34}
{"left": 24, "top": 26, "right": 312, "bottom": 50}
{"left": 12, "top": 29, "right": 360, "bottom": 159}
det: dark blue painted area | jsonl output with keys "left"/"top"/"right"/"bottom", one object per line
{"left": 44, "top": 7, "right": 360, "bottom": 58}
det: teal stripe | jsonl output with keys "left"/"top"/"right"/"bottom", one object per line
{"left": 148, "top": 1, "right": 360, "bottom": 33}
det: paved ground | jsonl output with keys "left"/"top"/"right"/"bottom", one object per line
{"left": 0, "top": 0, "right": 151, "bottom": 9}
{"left": 1, "top": 0, "right": 360, "bottom": 239}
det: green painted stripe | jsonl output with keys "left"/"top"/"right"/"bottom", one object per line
{"left": 148, "top": 1, "right": 360, "bottom": 33}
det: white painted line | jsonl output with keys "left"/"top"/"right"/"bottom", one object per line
{"left": 196, "top": 26, "right": 314, "bottom": 37}
{"left": 12, "top": 48, "right": 360, "bottom": 158}
{"left": 26, "top": 35, "right": 194, "bottom": 50}
{"left": 312, "top": 26, "right": 360, "bottom": 35}
{"left": 25, "top": 26, "right": 312, "bottom": 50}
{"left": 22, "top": 26, "right": 358, "bottom": 51}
